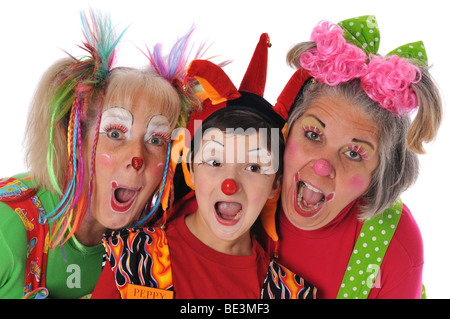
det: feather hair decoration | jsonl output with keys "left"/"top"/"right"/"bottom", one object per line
{"left": 142, "top": 26, "right": 207, "bottom": 128}
{"left": 46, "top": 10, "right": 126, "bottom": 248}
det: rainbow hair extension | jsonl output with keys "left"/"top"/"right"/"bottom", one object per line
{"left": 133, "top": 28, "right": 205, "bottom": 227}
{"left": 142, "top": 26, "right": 207, "bottom": 128}
{"left": 46, "top": 10, "right": 126, "bottom": 247}
{"left": 134, "top": 142, "right": 172, "bottom": 227}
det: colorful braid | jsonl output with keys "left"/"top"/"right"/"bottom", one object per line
{"left": 46, "top": 10, "right": 126, "bottom": 247}
{"left": 131, "top": 28, "right": 205, "bottom": 226}
{"left": 134, "top": 142, "right": 172, "bottom": 227}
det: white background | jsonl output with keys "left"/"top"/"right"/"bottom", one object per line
{"left": 0, "top": 0, "right": 448, "bottom": 298}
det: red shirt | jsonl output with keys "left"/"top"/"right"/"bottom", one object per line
{"left": 93, "top": 198, "right": 271, "bottom": 299}
{"left": 261, "top": 201, "right": 424, "bottom": 299}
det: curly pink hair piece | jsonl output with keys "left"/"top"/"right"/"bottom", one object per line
{"left": 300, "top": 21, "right": 368, "bottom": 86}
{"left": 362, "top": 55, "right": 421, "bottom": 114}
{"left": 300, "top": 20, "right": 421, "bottom": 116}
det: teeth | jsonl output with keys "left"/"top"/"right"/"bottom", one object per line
{"left": 216, "top": 209, "right": 243, "bottom": 220}
{"left": 297, "top": 182, "right": 325, "bottom": 211}
{"left": 304, "top": 182, "right": 321, "bottom": 193}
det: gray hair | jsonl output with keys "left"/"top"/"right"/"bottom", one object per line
{"left": 285, "top": 41, "right": 442, "bottom": 219}
{"left": 286, "top": 79, "right": 419, "bottom": 219}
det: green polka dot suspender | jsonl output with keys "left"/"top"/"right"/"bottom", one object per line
{"left": 336, "top": 198, "right": 402, "bottom": 299}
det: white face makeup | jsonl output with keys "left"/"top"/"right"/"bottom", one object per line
{"left": 247, "top": 148, "right": 276, "bottom": 175}
{"left": 145, "top": 114, "right": 171, "bottom": 146}
{"left": 198, "top": 130, "right": 277, "bottom": 175}
{"left": 86, "top": 102, "right": 173, "bottom": 232}
{"left": 187, "top": 130, "right": 280, "bottom": 254}
{"left": 100, "top": 108, "right": 171, "bottom": 145}
{"left": 99, "top": 107, "right": 133, "bottom": 139}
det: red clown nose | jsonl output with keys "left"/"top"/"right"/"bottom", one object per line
{"left": 221, "top": 179, "right": 239, "bottom": 196}
{"left": 131, "top": 157, "right": 144, "bottom": 170}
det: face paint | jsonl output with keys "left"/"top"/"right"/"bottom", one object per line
{"left": 99, "top": 107, "right": 133, "bottom": 140}
{"left": 348, "top": 174, "right": 367, "bottom": 194}
{"left": 98, "top": 153, "right": 113, "bottom": 168}
{"left": 247, "top": 148, "right": 276, "bottom": 175}
{"left": 345, "top": 145, "right": 371, "bottom": 161}
{"left": 300, "top": 116, "right": 325, "bottom": 142}
{"left": 198, "top": 139, "right": 224, "bottom": 165}
{"left": 281, "top": 96, "right": 381, "bottom": 231}
{"left": 187, "top": 131, "right": 279, "bottom": 249}
{"left": 313, "top": 158, "right": 333, "bottom": 176}
{"left": 248, "top": 148, "right": 271, "bottom": 164}
{"left": 145, "top": 114, "right": 171, "bottom": 145}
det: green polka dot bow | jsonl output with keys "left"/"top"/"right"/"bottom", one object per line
{"left": 338, "top": 15, "right": 428, "bottom": 66}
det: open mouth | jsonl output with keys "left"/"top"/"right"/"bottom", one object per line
{"left": 294, "top": 179, "right": 335, "bottom": 218}
{"left": 111, "top": 181, "right": 143, "bottom": 213}
{"left": 214, "top": 201, "right": 243, "bottom": 226}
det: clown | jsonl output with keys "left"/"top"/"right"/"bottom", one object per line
{"left": 260, "top": 15, "right": 442, "bottom": 299}
{"left": 92, "top": 34, "right": 316, "bottom": 299}
{"left": 0, "top": 11, "right": 198, "bottom": 298}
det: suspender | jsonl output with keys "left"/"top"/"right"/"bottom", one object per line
{"left": 336, "top": 198, "right": 402, "bottom": 299}
{"left": 0, "top": 177, "right": 49, "bottom": 298}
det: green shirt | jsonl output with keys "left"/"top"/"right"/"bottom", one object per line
{"left": 0, "top": 173, "right": 104, "bottom": 299}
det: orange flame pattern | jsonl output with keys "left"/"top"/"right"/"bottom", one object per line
{"left": 103, "top": 229, "right": 316, "bottom": 299}
{"left": 261, "top": 260, "right": 317, "bottom": 299}
{"left": 103, "top": 227, "right": 173, "bottom": 299}
{"left": 142, "top": 228, "right": 172, "bottom": 289}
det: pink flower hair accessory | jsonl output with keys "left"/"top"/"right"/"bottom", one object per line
{"left": 300, "top": 15, "right": 427, "bottom": 116}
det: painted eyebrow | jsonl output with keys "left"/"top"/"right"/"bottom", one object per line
{"left": 210, "top": 139, "right": 224, "bottom": 147}
{"left": 352, "top": 138, "right": 375, "bottom": 151}
{"left": 248, "top": 148, "right": 271, "bottom": 155}
{"left": 103, "top": 106, "right": 134, "bottom": 124}
{"left": 308, "top": 114, "right": 375, "bottom": 150}
{"left": 147, "top": 114, "right": 170, "bottom": 129}
{"left": 306, "top": 114, "right": 326, "bottom": 128}
{"left": 248, "top": 148, "right": 272, "bottom": 163}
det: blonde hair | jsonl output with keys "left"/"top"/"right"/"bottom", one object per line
{"left": 100, "top": 67, "right": 181, "bottom": 129}
{"left": 25, "top": 58, "right": 181, "bottom": 193}
{"left": 25, "top": 58, "right": 74, "bottom": 192}
{"left": 285, "top": 43, "right": 443, "bottom": 219}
